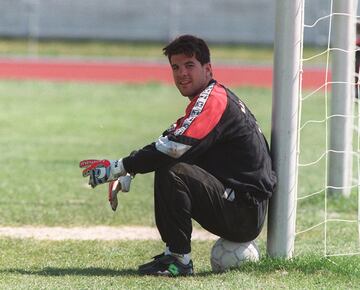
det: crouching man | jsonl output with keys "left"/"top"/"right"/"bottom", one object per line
{"left": 81, "top": 35, "right": 277, "bottom": 277}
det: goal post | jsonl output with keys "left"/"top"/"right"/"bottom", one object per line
{"left": 268, "top": 0, "right": 359, "bottom": 258}
{"left": 267, "top": 0, "right": 304, "bottom": 258}
{"left": 328, "top": 0, "right": 357, "bottom": 197}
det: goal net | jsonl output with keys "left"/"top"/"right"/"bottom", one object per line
{"left": 296, "top": 0, "right": 359, "bottom": 257}
{"left": 267, "top": 0, "right": 360, "bottom": 258}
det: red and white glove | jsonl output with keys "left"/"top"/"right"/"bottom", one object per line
{"left": 79, "top": 159, "right": 126, "bottom": 188}
{"left": 108, "top": 174, "right": 132, "bottom": 211}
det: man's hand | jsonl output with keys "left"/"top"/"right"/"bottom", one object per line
{"left": 79, "top": 159, "right": 126, "bottom": 188}
{"left": 108, "top": 174, "right": 132, "bottom": 211}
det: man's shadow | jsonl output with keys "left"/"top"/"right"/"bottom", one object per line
{"left": 0, "top": 267, "right": 215, "bottom": 277}
{"left": 0, "top": 267, "right": 138, "bottom": 277}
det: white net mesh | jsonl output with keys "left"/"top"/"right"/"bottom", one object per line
{"left": 296, "top": 0, "right": 360, "bottom": 257}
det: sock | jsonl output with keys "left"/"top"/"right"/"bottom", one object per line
{"left": 170, "top": 251, "right": 191, "bottom": 265}
{"left": 164, "top": 246, "right": 171, "bottom": 256}
{"left": 164, "top": 246, "right": 191, "bottom": 264}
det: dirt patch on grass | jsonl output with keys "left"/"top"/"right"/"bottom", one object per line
{"left": 0, "top": 226, "right": 218, "bottom": 241}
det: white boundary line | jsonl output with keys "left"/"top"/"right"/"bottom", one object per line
{"left": 0, "top": 226, "right": 218, "bottom": 241}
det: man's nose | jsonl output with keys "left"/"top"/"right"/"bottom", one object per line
{"left": 178, "top": 66, "right": 188, "bottom": 76}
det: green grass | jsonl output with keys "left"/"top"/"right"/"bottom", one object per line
{"left": 0, "top": 239, "right": 359, "bottom": 289}
{"left": 0, "top": 38, "right": 328, "bottom": 65}
{"left": 0, "top": 80, "right": 359, "bottom": 288}
{"left": 0, "top": 38, "right": 274, "bottom": 62}
{"left": 0, "top": 81, "right": 272, "bottom": 227}
{"left": 0, "top": 81, "right": 183, "bottom": 226}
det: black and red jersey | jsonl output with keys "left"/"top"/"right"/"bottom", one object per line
{"left": 122, "top": 80, "right": 277, "bottom": 199}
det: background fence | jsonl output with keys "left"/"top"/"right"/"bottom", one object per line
{"left": 1, "top": 0, "right": 358, "bottom": 45}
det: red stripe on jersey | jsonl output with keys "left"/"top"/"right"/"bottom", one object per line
{"left": 181, "top": 83, "right": 227, "bottom": 140}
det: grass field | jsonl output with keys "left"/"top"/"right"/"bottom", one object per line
{"left": 1, "top": 239, "right": 359, "bottom": 289}
{"left": 0, "top": 38, "right": 328, "bottom": 65}
{"left": 0, "top": 80, "right": 359, "bottom": 288}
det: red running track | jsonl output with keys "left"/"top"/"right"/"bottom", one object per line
{"left": 0, "top": 59, "right": 328, "bottom": 89}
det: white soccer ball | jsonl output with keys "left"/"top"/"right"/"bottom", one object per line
{"left": 210, "top": 238, "right": 260, "bottom": 272}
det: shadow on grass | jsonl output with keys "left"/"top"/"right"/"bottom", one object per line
{"left": 0, "top": 267, "right": 138, "bottom": 277}
{"left": 1, "top": 256, "right": 359, "bottom": 278}
{"left": 0, "top": 267, "right": 218, "bottom": 278}
{"left": 226, "top": 256, "right": 360, "bottom": 278}
{"left": 195, "top": 256, "right": 360, "bottom": 278}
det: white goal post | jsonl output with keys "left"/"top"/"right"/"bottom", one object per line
{"left": 267, "top": 0, "right": 303, "bottom": 258}
{"left": 267, "top": 0, "right": 358, "bottom": 258}
{"left": 328, "top": 0, "right": 358, "bottom": 196}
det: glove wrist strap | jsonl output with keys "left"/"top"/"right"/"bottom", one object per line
{"left": 111, "top": 159, "right": 126, "bottom": 179}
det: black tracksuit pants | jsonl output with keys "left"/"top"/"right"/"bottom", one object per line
{"left": 154, "top": 162, "right": 268, "bottom": 254}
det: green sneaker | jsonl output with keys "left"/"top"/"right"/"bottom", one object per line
{"left": 138, "top": 253, "right": 194, "bottom": 277}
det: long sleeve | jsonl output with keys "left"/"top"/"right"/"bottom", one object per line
{"left": 122, "top": 80, "right": 227, "bottom": 174}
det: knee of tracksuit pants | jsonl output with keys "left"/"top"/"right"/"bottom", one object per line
{"left": 158, "top": 162, "right": 191, "bottom": 176}
{"left": 155, "top": 163, "right": 194, "bottom": 211}
{"left": 154, "top": 162, "right": 192, "bottom": 191}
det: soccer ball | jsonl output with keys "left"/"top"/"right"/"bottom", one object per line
{"left": 210, "top": 238, "right": 260, "bottom": 272}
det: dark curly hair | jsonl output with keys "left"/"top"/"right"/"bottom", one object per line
{"left": 163, "top": 35, "right": 211, "bottom": 65}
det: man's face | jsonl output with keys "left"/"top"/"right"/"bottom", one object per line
{"left": 170, "top": 53, "right": 212, "bottom": 99}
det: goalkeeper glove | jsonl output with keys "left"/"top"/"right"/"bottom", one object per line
{"left": 108, "top": 174, "right": 132, "bottom": 211}
{"left": 79, "top": 159, "right": 126, "bottom": 188}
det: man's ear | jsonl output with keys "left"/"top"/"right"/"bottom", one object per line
{"left": 205, "top": 63, "right": 213, "bottom": 78}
